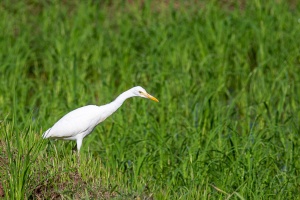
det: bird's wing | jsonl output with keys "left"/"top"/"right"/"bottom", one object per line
{"left": 43, "top": 105, "right": 102, "bottom": 139}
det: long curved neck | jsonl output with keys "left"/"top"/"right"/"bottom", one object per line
{"left": 102, "top": 90, "right": 135, "bottom": 116}
{"left": 112, "top": 90, "right": 134, "bottom": 107}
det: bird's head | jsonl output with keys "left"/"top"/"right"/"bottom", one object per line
{"left": 132, "top": 86, "right": 159, "bottom": 102}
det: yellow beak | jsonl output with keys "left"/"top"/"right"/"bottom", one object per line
{"left": 143, "top": 92, "right": 159, "bottom": 102}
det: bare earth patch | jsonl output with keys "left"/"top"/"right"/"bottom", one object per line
{"left": 31, "top": 169, "right": 117, "bottom": 199}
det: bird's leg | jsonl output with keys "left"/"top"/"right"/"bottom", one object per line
{"left": 76, "top": 151, "right": 80, "bottom": 166}
{"left": 76, "top": 138, "right": 83, "bottom": 166}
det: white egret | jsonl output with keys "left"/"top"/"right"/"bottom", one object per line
{"left": 43, "top": 86, "right": 159, "bottom": 153}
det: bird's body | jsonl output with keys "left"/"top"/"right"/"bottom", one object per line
{"left": 43, "top": 86, "right": 158, "bottom": 153}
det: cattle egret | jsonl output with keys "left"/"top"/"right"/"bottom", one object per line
{"left": 43, "top": 86, "right": 159, "bottom": 153}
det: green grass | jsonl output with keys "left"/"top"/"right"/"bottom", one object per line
{"left": 1, "top": 0, "right": 300, "bottom": 199}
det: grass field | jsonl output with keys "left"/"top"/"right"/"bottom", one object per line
{"left": 1, "top": 0, "right": 300, "bottom": 199}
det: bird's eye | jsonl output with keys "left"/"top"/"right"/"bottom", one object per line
{"left": 139, "top": 91, "right": 142, "bottom": 94}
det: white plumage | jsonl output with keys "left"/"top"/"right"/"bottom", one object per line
{"left": 43, "top": 86, "right": 159, "bottom": 153}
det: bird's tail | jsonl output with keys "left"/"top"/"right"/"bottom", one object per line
{"left": 42, "top": 128, "right": 51, "bottom": 138}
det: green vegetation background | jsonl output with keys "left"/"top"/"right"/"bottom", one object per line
{"left": 1, "top": 0, "right": 300, "bottom": 199}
